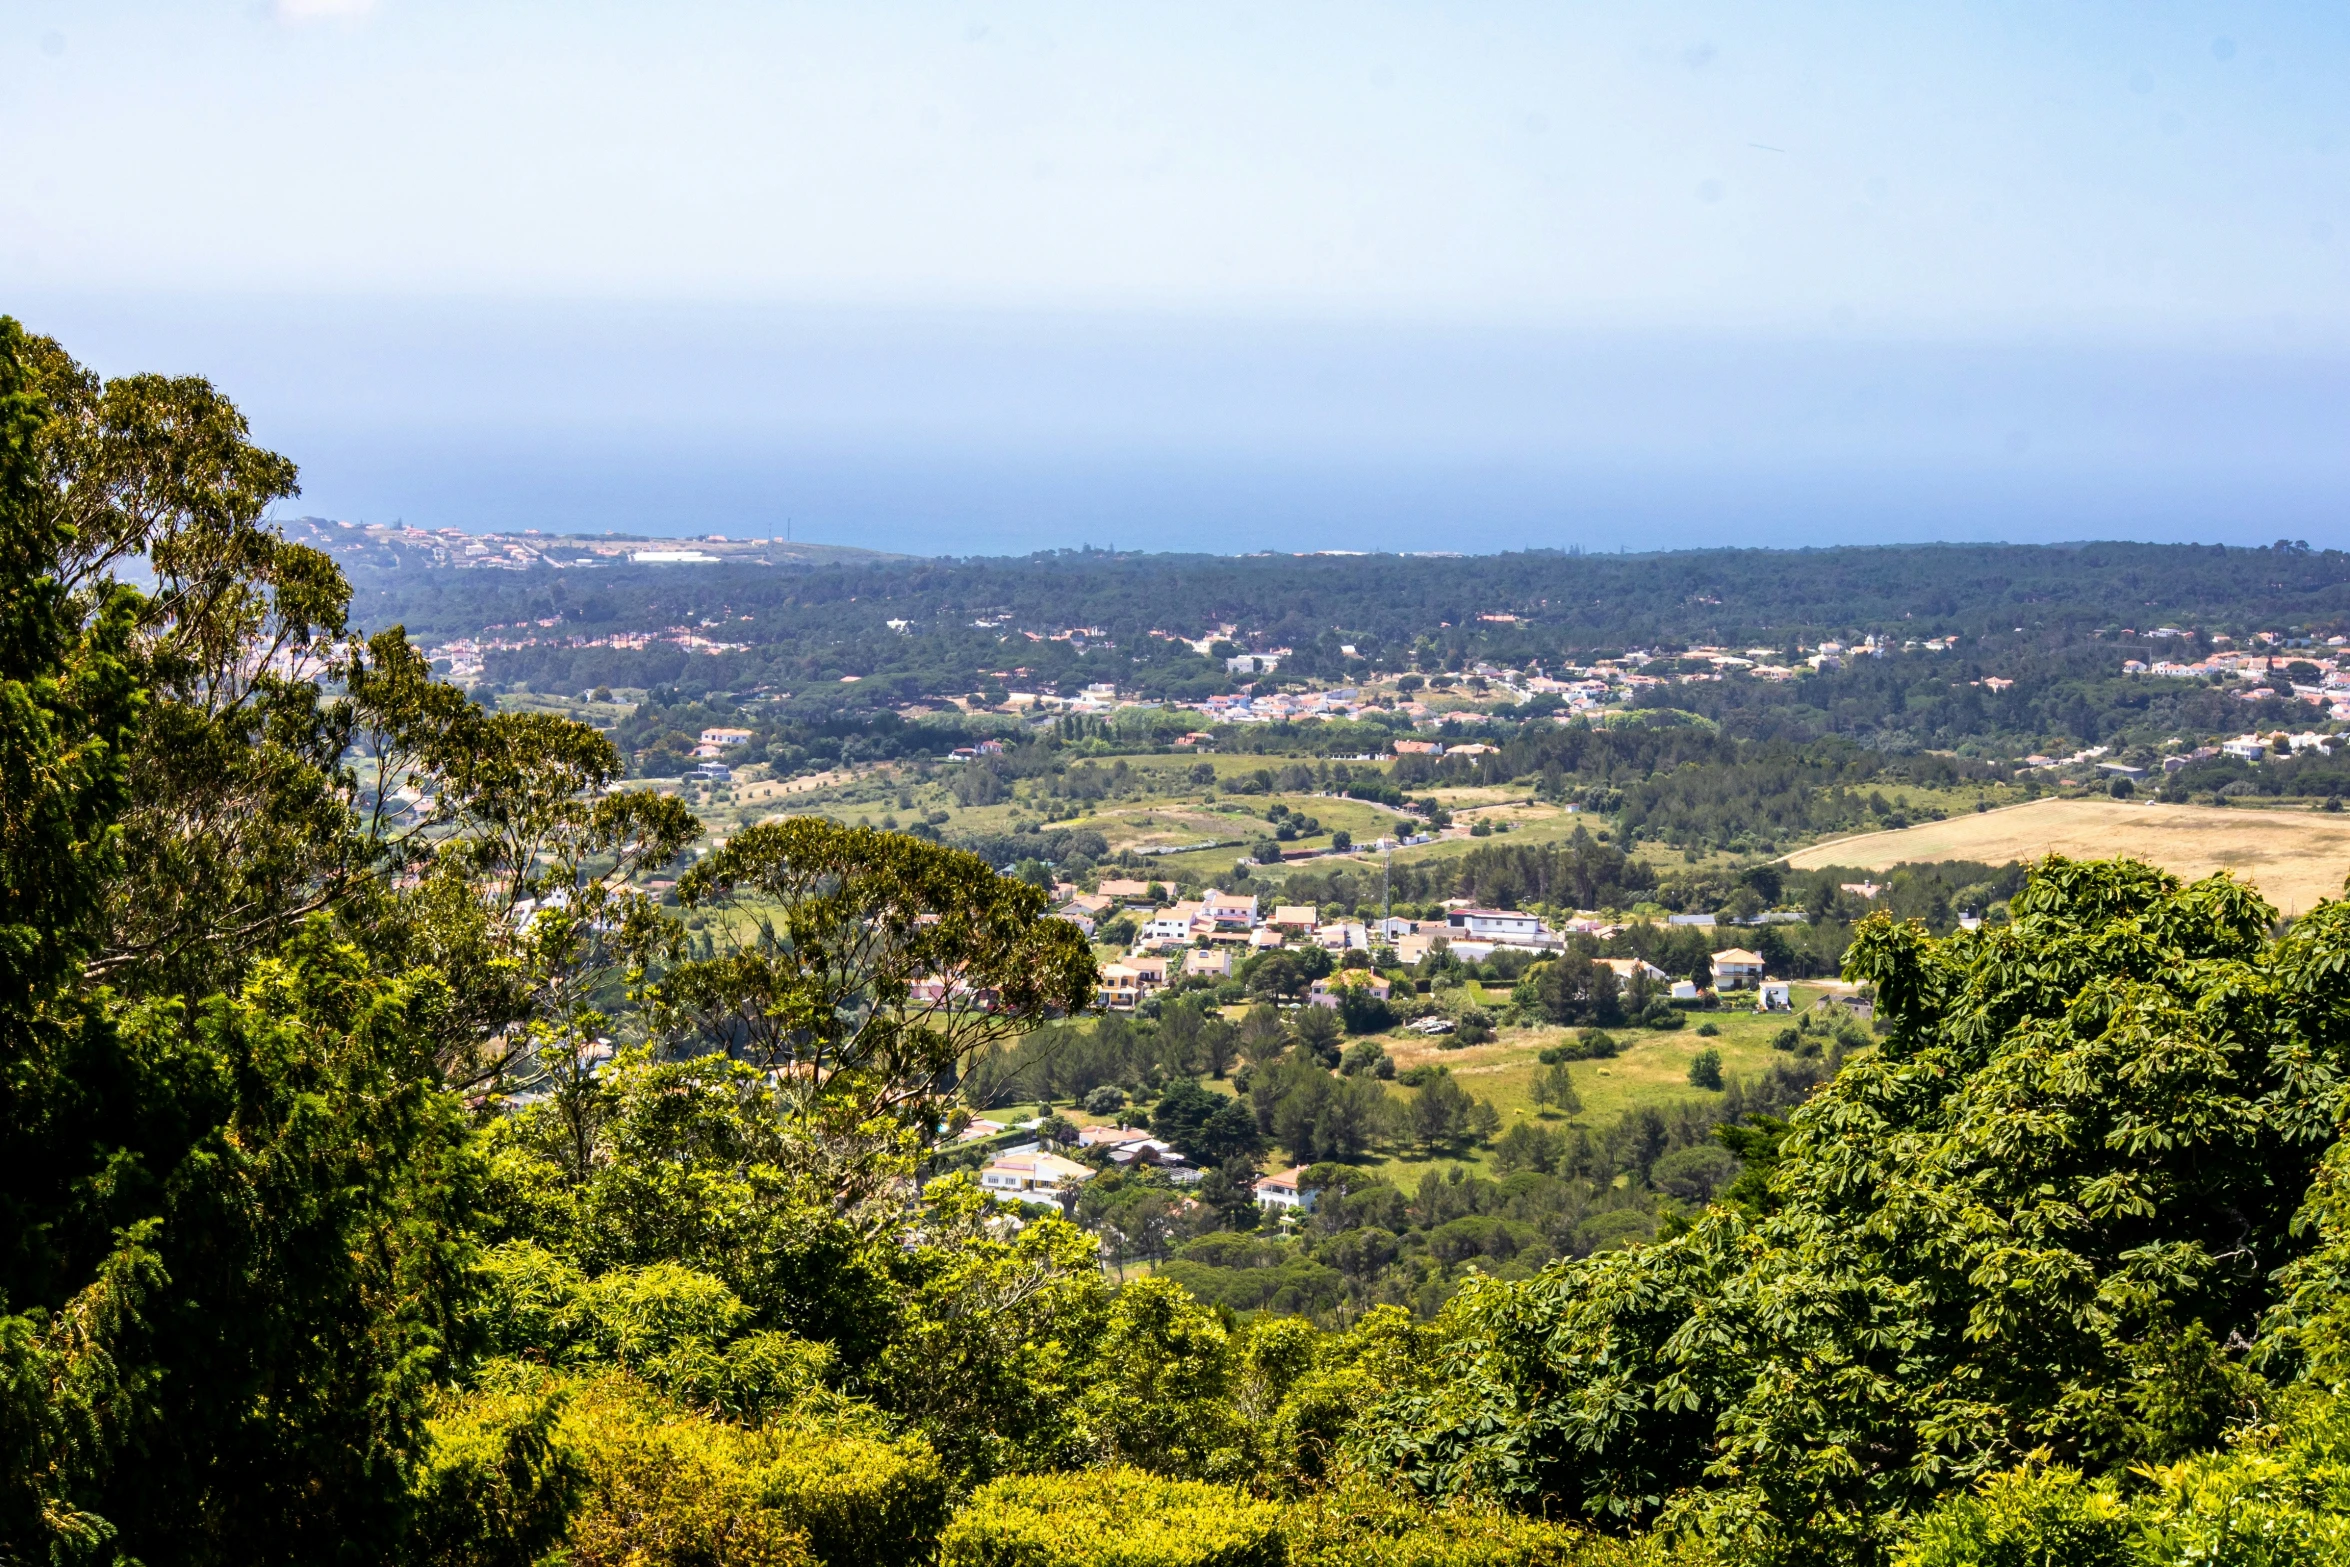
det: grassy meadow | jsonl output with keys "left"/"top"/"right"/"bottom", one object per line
{"left": 1788, "top": 796, "right": 2350, "bottom": 914}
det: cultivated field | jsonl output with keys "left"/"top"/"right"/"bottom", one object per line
{"left": 1787, "top": 797, "right": 2350, "bottom": 914}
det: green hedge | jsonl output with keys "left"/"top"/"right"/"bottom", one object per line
{"left": 1286, "top": 1486, "right": 1624, "bottom": 1567}
{"left": 941, "top": 1469, "right": 1288, "bottom": 1567}
{"left": 757, "top": 1428, "right": 950, "bottom": 1567}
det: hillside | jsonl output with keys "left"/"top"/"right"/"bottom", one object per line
{"left": 1788, "top": 795, "right": 2350, "bottom": 914}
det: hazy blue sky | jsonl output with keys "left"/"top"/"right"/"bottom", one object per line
{"left": 5, "top": 2, "right": 2347, "bottom": 552}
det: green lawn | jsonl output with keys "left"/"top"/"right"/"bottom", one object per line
{"left": 1015, "top": 987, "right": 1846, "bottom": 1186}
{"left": 1360, "top": 984, "right": 1838, "bottom": 1182}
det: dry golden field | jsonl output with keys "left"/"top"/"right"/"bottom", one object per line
{"left": 1786, "top": 797, "right": 2350, "bottom": 914}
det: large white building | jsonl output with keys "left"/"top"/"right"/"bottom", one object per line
{"left": 1254, "top": 1166, "right": 1320, "bottom": 1213}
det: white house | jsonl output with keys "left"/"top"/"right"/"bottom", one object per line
{"left": 1757, "top": 981, "right": 1792, "bottom": 1012}
{"left": 1308, "top": 972, "right": 1393, "bottom": 1009}
{"left": 1137, "top": 915, "right": 1197, "bottom": 949}
{"left": 1197, "top": 890, "right": 1257, "bottom": 936}
{"left": 1597, "top": 957, "right": 1672, "bottom": 986}
{"left": 1312, "top": 921, "right": 1370, "bottom": 952}
{"left": 1445, "top": 908, "right": 1547, "bottom": 942}
{"left": 1254, "top": 1166, "right": 1320, "bottom": 1213}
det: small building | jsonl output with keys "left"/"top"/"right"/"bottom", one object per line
{"left": 1670, "top": 980, "right": 1703, "bottom": 1002}
{"left": 1712, "top": 948, "right": 1766, "bottom": 990}
{"left": 1104, "top": 1137, "right": 1196, "bottom": 1173}
{"left": 1254, "top": 1166, "right": 1320, "bottom": 1213}
{"left": 1198, "top": 890, "right": 1257, "bottom": 934}
{"left": 1137, "top": 915, "right": 1197, "bottom": 949}
{"left": 1184, "top": 948, "right": 1233, "bottom": 979}
{"left": 1078, "top": 1124, "right": 1157, "bottom": 1150}
{"left": 1308, "top": 971, "right": 1393, "bottom": 1009}
{"left": 1597, "top": 957, "right": 1672, "bottom": 986}
{"left": 699, "top": 726, "right": 754, "bottom": 748}
{"left": 1270, "top": 904, "right": 1320, "bottom": 931}
{"left": 1445, "top": 908, "right": 1551, "bottom": 944}
{"left": 1097, "top": 878, "right": 1154, "bottom": 899}
{"left": 1756, "top": 981, "right": 1792, "bottom": 1012}
{"left": 1096, "top": 963, "right": 1157, "bottom": 1011}
{"left": 979, "top": 1150, "right": 1097, "bottom": 1197}
{"left": 1249, "top": 926, "right": 1287, "bottom": 950}
{"left": 1312, "top": 921, "right": 1369, "bottom": 952}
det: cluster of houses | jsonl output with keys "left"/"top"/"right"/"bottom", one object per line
{"left": 2123, "top": 639, "right": 2350, "bottom": 723}
{"left": 1065, "top": 885, "right": 1790, "bottom": 1014}
{"left": 927, "top": 630, "right": 1955, "bottom": 734}
{"left": 964, "top": 1119, "right": 1323, "bottom": 1213}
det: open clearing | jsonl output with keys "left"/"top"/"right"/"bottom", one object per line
{"left": 1787, "top": 797, "right": 2350, "bottom": 914}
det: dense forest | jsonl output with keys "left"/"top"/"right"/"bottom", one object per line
{"left": 17, "top": 322, "right": 2350, "bottom": 1567}
{"left": 337, "top": 530, "right": 2350, "bottom": 764}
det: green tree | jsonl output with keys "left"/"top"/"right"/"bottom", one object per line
{"left": 0, "top": 318, "right": 499, "bottom": 1564}
{"left": 650, "top": 817, "right": 1098, "bottom": 1126}
{"left": 1360, "top": 858, "right": 2350, "bottom": 1557}
{"left": 1078, "top": 1278, "right": 1244, "bottom": 1478}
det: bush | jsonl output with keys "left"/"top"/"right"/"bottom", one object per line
{"left": 1341, "top": 1040, "right": 1395, "bottom": 1079}
{"left": 411, "top": 1375, "right": 584, "bottom": 1567}
{"left": 1285, "top": 1484, "right": 1602, "bottom": 1567}
{"left": 1687, "top": 1049, "right": 1723, "bottom": 1091}
{"left": 1694, "top": 1021, "right": 1719, "bottom": 1037}
{"left": 1896, "top": 1466, "right": 2137, "bottom": 1567}
{"left": 1086, "top": 1085, "right": 1129, "bottom": 1115}
{"left": 555, "top": 1373, "right": 947, "bottom": 1567}
{"left": 941, "top": 1468, "right": 1287, "bottom": 1567}
{"left": 1538, "top": 1029, "right": 1617, "bottom": 1064}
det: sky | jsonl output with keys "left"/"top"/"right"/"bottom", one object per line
{"left": 4, "top": 2, "right": 2347, "bottom": 554}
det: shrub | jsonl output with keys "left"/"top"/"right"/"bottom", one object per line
{"left": 1285, "top": 1484, "right": 1602, "bottom": 1567}
{"left": 941, "top": 1468, "right": 1286, "bottom": 1567}
{"left": 1687, "top": 1049, "right": 1723, "bottom": 1091}
{"left": 757, "top": 1424, "right": 955, "bottom": 1567}
{"left": 446, "top": 1370, "right": 951, "bottom": 1567}
{"left": 1896, "top": 1466, "right": 2137, "bottom": 1567}
{"left": 1086, "top": 1084, "right": 1129, "bottom": 1115}
{"left": 411, "top": 1375, "right": 584, "bottom": 1567}
{"left": 557, "top": 1375, "right": 818, "bottom": 1567}
{"left": 1537, "top": 1029, "right": 1617, "bottom": 1065}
